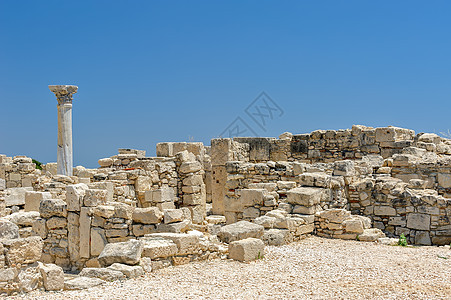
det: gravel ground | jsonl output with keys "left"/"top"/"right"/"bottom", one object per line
{"left": 14, "top": 236, "right": 451, "bottom": 300}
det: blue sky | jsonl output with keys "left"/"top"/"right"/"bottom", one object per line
{"left": 1, "top": 1, "right": 451, "bottom": 167}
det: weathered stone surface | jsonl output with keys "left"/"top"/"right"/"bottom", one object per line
{"left": 40, "top": 199, "right": 67, "bottom": 218}
{"left": 79, "top": 267, "right": 125, "bottom": 281}
{"left": 205, "top": 215, "right": 226, "bottom": 225}
{"left": 5, "top": 187, "right": 33, "bottom": 206}
{"left": 358, "top": 228, "right": 385, "bottom": 242}
{"left": 66, "top": 183, "right": 88, "bottom": 211}
{"left": 91, "top": 227, "right": 108, "bottom": 256}
{"left": 239, "top": 189, "right": 265, "bottom": 207}
{"left": 228, "top": 238, "right": 265, "bottom": 262}
{"left": 38, "top": 263, "right": 65, "bottom": 291}
{"left": 2, "top": 211, "right": 40, "bottom": 227}
{"left": 147, "top": 232, "right": 200, "bottom": 255}
{"left": 316, "top": 209, "right": 351, "bottom": 224}
{"left": 2, "top": 236, "right": 43, "bottom": 265}
{"left": 107, "top": 263, "right": 144, "bottom": 278}
{"left": 156, "top": 219, "right": 191, "bottom": 233}
{"left": 437, "top": 173, "right": 451, "bottom": 189}
{"left": 343, "top": 218, "right": 364, "bottom": 234}
{"left": 179, "top": 161, "right": 202, "bottom": 174}
{"left": 133, "top": 207, "right": 163, "bottom": 224}
{"left": 46, "top": 217, "right": 67, "bottom": 229}
{"left": 98, "top": 239, "right": 143, "bottom": 266}
{"left": 262, "top": 229, "right": 289, "bottom": 246}
{"left": 217, "top": 221, "right": 264, "bottom": 243}
{"left": 407, "top": 213, "right": 430, "bottom": 231}
{"left": 91, "top": 205, "right": 115, "bottom": 219}
{"left": 141, "top": 237, "right": 178, "bottom": 259}
{"left": 84, "top": 189, "right": 107, "bottom": 207}
{"left": 333, "top": 160, "right": 355, "bottom": 176}
{"left": 287, "top": 187, "right": 325, "bottom": 206}
{"left": 163, "top": 209, "right": 183, "bottom": 224}
{"left": 374, "top": 206, "right": 397, "bottom": 216}
{"left": 64, "top": 276, "right": 105, "bottom": 290}
{"left": 25, "top": 191, "right": 52, "bottom": 212}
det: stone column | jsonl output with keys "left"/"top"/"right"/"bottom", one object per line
{"left": 49, "top": 85, "right": 78, "bottom": 176}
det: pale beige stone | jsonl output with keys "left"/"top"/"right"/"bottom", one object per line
{"left": 228, "top": 238, "right": 265, "bottom": 262}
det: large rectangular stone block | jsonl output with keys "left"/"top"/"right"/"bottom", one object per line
{"left": 287, "top": 187, "right": 325, "bottom": 206}
{"left": 25, "top": 191, "right": 52, "bottom": 212}
{"left": 407, "top": 213, "right": 430, "bottom": 231}
{"left": 239, "top": 189, "right": 265, "bottom": 207}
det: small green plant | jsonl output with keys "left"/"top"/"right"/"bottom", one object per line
{"left": 256, "top": 251, "right": 264, "bottom": 260}
{"left": 32, "top": 159, "right": 42, "bottom": 170}
{"left": 356, "top": 235, "right": 360, "bottom": 241}
{"left": 398, "top": 233, "right": 408, "bottom": 247}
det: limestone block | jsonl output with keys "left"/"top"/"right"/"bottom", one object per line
{"left": 164, "top": 209, "right": 183, "bottom": 224}
{"left": 415, "top": 231, "right": 431, "bottom": 245}
{"left": 107, "top": 263, "right": 144, "bottom": 278}
{"left": 141, "top": 237, "right": 178, "bottom": 259}
{"left": 90, "top": 227, "right": 108, "bottom": 257}
{"left": 156, "top": 143, "right": 174, "bottom": 157}
{"left": 66, "top": 183, "right": 88, "bottom": 212}
{"left": 248, "top": 183, "right": 278, "bottom": 192}
{"left": 145, "top": 187, "right": 175, "bottom": 203}
{"left": 343, "top": 218, "right": 364, "bottom": 234}
{"left": 316, "top": 209, "right": 351, "bottom": 224}
{"left": 287, "top": 187, "right": 325, "bottom": 206}
{"left": 0, "top": 178, "right": 5, "bottom": 190}
{"left": 240, "top": 189, "right": 265, "bottom": 207}
{"left": 32, "top": 218, "right": 47, "bottom": 239}
{"left": 374, "top": 206, "right": 397, "bottom": 216}
{"left": 212, "top": 165, "right": 227, "bottom": 215}
{"left": 183, "top": 175, "right": 204, "bottom": 186}
{"left": 0, "top": 220, "right": 19, "bottom": 239}
{"left": 133, "top": 207, "right": 163, "bottom": 224}
{"left": 25, "top": 191, "right": 52, "bottom": 212}
{"left": 79, "top": 207, "right": 91, "bottom": 259}
{"left": 5, "top": 187, "right": 33, "bottom": 207}
{"left": 112, "top": 202, "right": 134, "bottom": 220}
{"left": 243, "top": 207, "right": 260, "bottom": 219}
{"left": 277, "top": 181, "right": 297, "bottom": 190}
{"left": 333, "top": 160, "right": 355, "bottom": 176}
{"left": 132, "top": 224, "right": 156, "bottom": 236}
{"left": 217, "top": 221, "right": 264, "bottom": 243}
{"left": 79, "top": 267, "right": 125, "bottom": 281}
{"left": 2, "top": 236, "right": 43, "bottom": 265}
{"left": 89, "top": 182, "right": 114, "bottom": 202}
{"left": 253, "top": 216, "right": 276, "bottom": 229}
{"left": 296, "top": 223, "right": 315, "bottom": 235}
{"left": 64, "top": 276, "right": 105, "bottom": 290}
{"left": 228, "top": 238, "right": 265, "bottom": 262}
{"left": 2, "top": 211, "right": 40, "bottom": 227}
{"left": 92, "top": 205, "right": 115, "bottom": 219}
{"left": 183, "top": 193, "right": 202, "bottom": 205}
{"left": 407, "top": 213, "right": 430, "bottom": 231}
{"left": 262, "top": 229, "right": 289, "bottom": 246}
{"left": 38, "top": 263, "right": 64, "bottom": 291}
{"left": 40, "top": 199, "right": 67, "bottom": 218}
{"left": 156, "top": 220, "right": 190, "bottom": 233}
{"left": 437, "top": 173, "right": 451, "bottom": 189}
{"left": 358, "top": 228, "right": 385, "bottom": 242}
{"left": 187, "top": 205, "right": 205, "bottom": 224}
{"left": 147, "top": 232, "right": 200, "bottom": 255}
{"left": 205, "top": 215, "right": 226, "bottom": 225}
{"left": 293, "top": 205, "right": 320, "bottom": 215}
{"left": 182, "top": 185, "right": 201, "bottom": 193}
{"left": 98, "top": 158, "right": 113, "bottom": 167}
{"left": 98, "top": 239, "right": 143, "bottom": 266}
{"left": 17, "top": 264, "right": 41, "bottom": 292}
{"left": 375, "top": 126, "right": 414, "bottom": 142}
{"left": 155, "top": 202, "right": 176, "bottom": 211}
{"left": 46, "top": 217, "right": 67, "bottom": 229}
{"left": 84, "top": 189, "right": 107, "bottom": 207}
{"left": 179, "top": 161, "right": 202, "bottom": 174}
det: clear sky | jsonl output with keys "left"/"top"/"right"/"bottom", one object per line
{"left": 1, "top": 1, "right": 451, "bottom": 168}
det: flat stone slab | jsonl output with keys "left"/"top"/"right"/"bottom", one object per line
{"left": 64, "top": 276, "right": 105, "bottom": 290}
{"left": 228, "top": 238, "right": 265, "bottom": 262}
{"left": 217, "top": 221, "right": 264, "bottom": 243}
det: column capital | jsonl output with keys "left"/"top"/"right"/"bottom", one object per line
{"left": 49, "top": 85, "right": 78, "bottom": 105}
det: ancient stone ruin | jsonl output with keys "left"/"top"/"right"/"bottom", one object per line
{"left": 1, "top": 123, "right": 451, "bottom": 294}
